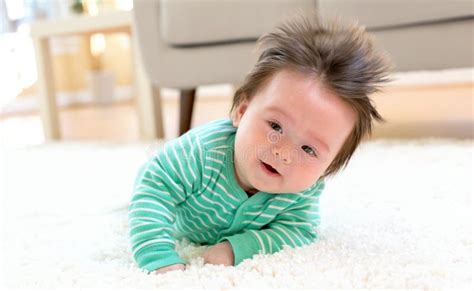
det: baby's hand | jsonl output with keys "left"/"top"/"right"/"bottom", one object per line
{"left": 154, "top": 263, "right": 186, "bottom": 274}
{"left": 203, "top": 241, "right": 234, "bottom": 266}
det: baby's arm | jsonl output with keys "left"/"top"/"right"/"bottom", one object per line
{"left": 218, "top": 181, "right": 325, "bottom": 265}
{"left": 128, "top": 134, "right": 202, "bottom": 273}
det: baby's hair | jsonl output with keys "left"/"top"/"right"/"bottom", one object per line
{"left": 230, "top": 12, "right": 393, "bottom": 178}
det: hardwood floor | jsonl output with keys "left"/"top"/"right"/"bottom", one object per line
{"left": 371, "top": 82, "right": 473, "bottom": 139}
{"left": 0, "top": 82, "right": 472, "bottom": 148}
{"left": 0, "top": 96, "right": 234, "bottom": 147}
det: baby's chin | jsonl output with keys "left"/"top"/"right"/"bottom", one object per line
{"left": 250, "top": 180, "right": 306, "bottom": 194}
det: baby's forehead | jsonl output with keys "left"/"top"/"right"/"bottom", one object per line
{"left": 259, "top": 72, "right": 324, "bottom": 101}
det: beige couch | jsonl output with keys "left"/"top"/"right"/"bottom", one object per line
{"left": 132, "top": 0, "right": 473, "bottom": 136}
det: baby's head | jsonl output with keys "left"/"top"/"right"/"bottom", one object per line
{"left": 230, "top": 14, "right": 392, "bottom": 194}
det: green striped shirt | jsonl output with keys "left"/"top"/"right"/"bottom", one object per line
{"left": 128, "top": 118, "right": 325, "bottom": 272}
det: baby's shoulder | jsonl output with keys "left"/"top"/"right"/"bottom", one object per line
{"left": 298, "top": 179, "right": 326, "bottom": 198}
{"left": 188, "top": 118, "right": 237, "bottom": 151}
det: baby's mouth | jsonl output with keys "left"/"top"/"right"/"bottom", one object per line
{"left": 260, "top": 160, "right": 280, "bottom": 175}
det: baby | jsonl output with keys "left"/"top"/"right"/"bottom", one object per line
{"left": 128, "top": 13, "right": 392, "bottom": 274}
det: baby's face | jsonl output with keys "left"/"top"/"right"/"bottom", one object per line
{"left": 232, "top": 69, "right": 357, "bottom": 194}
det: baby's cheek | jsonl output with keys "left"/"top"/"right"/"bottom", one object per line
{"left": 291, "top": 164, "right": 322, "bottom": 189}
{"left": 240, "top": 133, "right": 261, "bottom": 160}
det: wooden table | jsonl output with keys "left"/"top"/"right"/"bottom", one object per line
{"left": 31, "top": 11, "right": 164, "bottom": 140}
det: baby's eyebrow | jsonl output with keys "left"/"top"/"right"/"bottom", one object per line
{"left": 308, "top": 132, "right": 330, "bottom": 155}
{"left": 266, "top": 106, "right": 294, "bottom": 124}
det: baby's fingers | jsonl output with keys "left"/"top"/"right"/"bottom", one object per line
{"left": 154, "top": 263, "right": 186, "bottom": 274}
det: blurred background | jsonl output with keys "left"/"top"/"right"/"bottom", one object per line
{"left": 0, "top": 0, "right": 472, "bottom": 147}
{"left": 0, "top": 3, "right": 472, "bottom": 289}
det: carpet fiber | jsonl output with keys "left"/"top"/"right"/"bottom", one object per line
{"left": 0, "top": 138, "right": 472, "bottom": 289}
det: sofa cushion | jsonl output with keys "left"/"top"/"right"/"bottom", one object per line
{"left": 318, "top": 0, "right": 474, "bottom": 29}
{"left": 160, "top": 0, "right": 315, "bottom": 46}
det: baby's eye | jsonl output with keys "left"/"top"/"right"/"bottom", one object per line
{"left": 302, "top": 145, "right": 317, "bottom": 157}
{"left": 269, "top": 121, "right": 282, "bottom": 133}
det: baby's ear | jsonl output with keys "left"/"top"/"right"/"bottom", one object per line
{"left": 232, "top": 100, "right": 249, "bottom": 127}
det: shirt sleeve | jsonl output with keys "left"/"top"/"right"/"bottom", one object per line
{"left": 128, "top": 132, "right": 203, "bottom": 272}
{"left": 218, "top": 180, "right": 325, "bottom": 266}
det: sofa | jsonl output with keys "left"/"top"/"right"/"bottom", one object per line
{"left": 132, "top": 0, "right": 473, "bottom": 136}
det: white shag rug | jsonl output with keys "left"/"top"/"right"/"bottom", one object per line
{"left": 0, "top": 138, "right": 472, "bottom": 290}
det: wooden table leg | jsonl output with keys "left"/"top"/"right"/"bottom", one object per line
{"left": 32, "top": 37, "right": 60, "bottom": 140}
{"left": 179, "top": 89, "right": 196, "bottom": 136}
{"left": 131, "top": 33, "right": 164, "bottom": 140}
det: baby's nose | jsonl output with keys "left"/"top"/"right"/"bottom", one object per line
{"left": 271, "top": 147, "right": 292, "bottom": 164}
